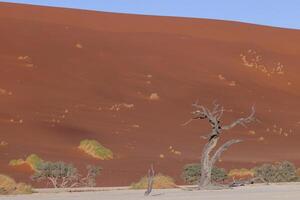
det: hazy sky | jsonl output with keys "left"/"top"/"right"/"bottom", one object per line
{"left": 2, "top": 0, "right": 300, "bottom": 29}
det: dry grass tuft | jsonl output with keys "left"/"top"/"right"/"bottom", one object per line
{"left": 75, "top": 43, "right": 83, "bottom": 49}
{"left": 78, "top": 139, "right": 113, "bottom": 160}
{"left": 0, "top": 141, "right": 8, "bottom": 147}
{"left": 169, "top": 146, "right": 182, "bottom": 156}
{"left": 149, "top": 93, "right": 160, "bottom": 100}
{"left": 131, "top": 173, "right": 176, "bottom": 189}
{"left": 0, "top": 174, "right": 32, "bottom": 195}
{"left": 240, "top": 49, "right": 285, "bottom": 76}
{"left": 296, "top": 168, "right": 300, "bottom": 177}
{"left": 228, "top": 168, "right": 255, "bottom": 179}
{"left": 0, "top": 88, "right": 12, "bottom": 96}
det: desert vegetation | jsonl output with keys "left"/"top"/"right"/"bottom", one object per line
{"left": 252, "top": 161, "right": 299, "bottom": 183}
{"left": 109, "top": 103, "right": 134, "bottom": 111}
{"left": 240, "top": 49, "right": 284, "bottom": 76}
{"left": 131, "top": 174, "right": 176, "bottom": 189}
{"left": 9, "top": 153, "right": 102, "bottom": 189}
{"left": 9, "top": 154, "right": 43, "bottom": 171}
{"left": 131, "top": 166, "right": 175, "bottom": 193}
{"left": 78, "top": 139, "right": 113, "bottom": 160}
{"left": 149, "top": 93, "right": 160, "bottom": 101}
{"left": 217, "top": 74, "right": 237, "bottom": 87}
{"left": 31, "top": 161, "right": 101, "bottom": 188}
{"left": 0, "top": 140, "right": 8, "bottom": 147}
{"left": 265, "top": 124, "right": 293, "bottom": 137}
{"left": 168, "top": 146, "right": 182, "bottom": 156}
{"left": 228, "top": 168, "right": 255, "bottom": 180}
{"left": 0, "top": 174, "right": 32, "bottom": 195}
{"left": 182, "top": 164, "right": 227, "bottom": 184}
{"left": 181, "top": 161, "right": 300, "bottom": 187}
{"left": 17, "top": 55, "right": 34, "bottom": 68}
{"left": 0, "top": 88, "right": 13, "bottom": 96}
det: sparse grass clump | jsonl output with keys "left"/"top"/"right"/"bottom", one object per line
{"left": 131, "top": 173, "right": 176, "bottom": 189}
{"left": 0, "top": 141, "right": 8, "bottom": 146}
{"left": 9, "top": 159, "right": 25, "bottom": 167}
{"left": 253, "top": 161, "right": 298, "bottom": 183}
{"left": 228, "top": 168, "right": 255, "bottom": 179}
{"left": 78, "top": 139, "right": 113, "bottom": 160}
{"left": 182, "top": 163, "right": 227, "bottom": 184}
{"left": 9, "top": 154, "right": 43, "bottom": 171}
{"left": 296, "top": 168, "right": 300, "bottom": 177}
{"left": 0, "top": 174, "right": 32, "bottom": 195}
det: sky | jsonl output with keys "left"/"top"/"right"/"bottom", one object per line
{"left": 2, "top": 0, "right": 300, "bottom": 30}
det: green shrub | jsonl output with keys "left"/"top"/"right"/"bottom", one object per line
{"left": 253, "top": 161, "right": 298, "bottom": 183}
{"left": 78, "top": 139, "right": 113, "bottom": 160}
{"left": 32, "top": 161, "right": 78, "bottom": 188}
{"left": 32, "top": 161, "right": 101, "bottom": 188}
{"left": 131, "top": 173, "right": 176, "bottom": 189}
{"left": 182, "top": 163, "right": 227, "bottom": 184}
{"left": 9, "top": 154, "right": 43, "bottom": 171}
{"left": 25, "top": 154, "right": 43, "bottom": 171}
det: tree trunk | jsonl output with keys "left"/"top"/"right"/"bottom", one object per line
{"left": 198, "top": 136, "right": 219, "bottom": 189}
{"left": 188, "top": 102, "right": 256, "bottom": 190}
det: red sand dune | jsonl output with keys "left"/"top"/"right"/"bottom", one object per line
{"left": 0, "top": 2, "right": 299, "bottom": 187}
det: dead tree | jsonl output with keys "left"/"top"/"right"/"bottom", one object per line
{"left": 186, "top": 101, "right": 256, "bottom": 189}
{"left": 144, "top": 164, "right": 155, "bottom": 196}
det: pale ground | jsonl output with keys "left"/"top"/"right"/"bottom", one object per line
{"left": 1, "top": 183, "right": 300, "bottom": 200}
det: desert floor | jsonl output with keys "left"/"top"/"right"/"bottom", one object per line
{"left": 1, "top": 183, "right": 300, "bottom": 200}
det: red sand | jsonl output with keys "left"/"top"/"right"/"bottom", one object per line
{"left": 0, "top": 2, "right": 299, "bottom": 187}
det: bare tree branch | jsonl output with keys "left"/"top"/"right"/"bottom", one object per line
{"left": 48, "top": 177, "right": 58, "bottom": 188}
{"left": 222, "top": 106, "right": 256, "bottom": 130}
{"left": 210, "top": 139, "right": 243, "bottom": 167}
{"left": 181, "top": 118, "right": 194, "bottom": 126}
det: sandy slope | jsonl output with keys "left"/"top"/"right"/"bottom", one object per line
{"left": 0, "top": 2, "right": 299, "bottom": 186}
{"left": 2, "top": 184, "right": 300, "bottom": 200}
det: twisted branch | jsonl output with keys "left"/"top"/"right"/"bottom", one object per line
{"left": 222, "top": 106, "right": 256, "bottom": 130}
{"left": 211, "top": 139, "right": 243, "bottom": 166}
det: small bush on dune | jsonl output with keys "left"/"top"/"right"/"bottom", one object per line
{"left": 131, "top": 173, "right": 176, "bottom": 189}
{"left": 9, "top": 154, "right": 43, "bottom": 171}
{"left": 25, "top": 154, "right": 43, "bottom": 171}
{"left": 253, "top": 161, "right": 298, "bottom": 183}
{"left": 182, "top": 163, "right": 227, "bottom": 184}
{"left": 0, "top": 174, "right": 16, "bottom": 195}
{"left": 0, "top": 174, "right": 32, "bottom": 195}
{"left": 78, "top": 139, "right": 113, "bottom": 160}
{"left": 9, "top": 159, "right": 25, "bottom": 167}
{"left": 15, "top": 182, "right": 32, "bottom": 194}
